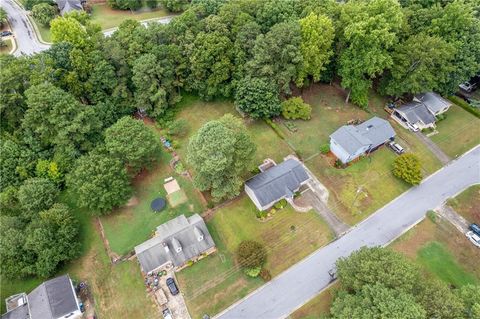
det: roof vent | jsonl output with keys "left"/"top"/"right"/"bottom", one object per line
{"left": 171, "top": 237, "right": 182, "bottom": 253}
{"left": 194, "top": 226, "right": 204, "bottom": 242}
{"left": 162, "top": 242, "right": 170, "bottom": 253}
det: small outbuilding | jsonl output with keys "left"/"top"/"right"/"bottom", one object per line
{"left": 329, "top": 117, "right": 396, "bottom": 164}
{"left": 245, "top": 157, "right": 310, "bottom": 211}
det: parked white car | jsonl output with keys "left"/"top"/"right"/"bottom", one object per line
{"left": 406, "top": 122, "right": 419, "bottom": 132}
{"left": 388, "top": 141, "right": 405, "bottom": 154}
{"left": 466, "top": 231, "right": 480, "bottom": 248}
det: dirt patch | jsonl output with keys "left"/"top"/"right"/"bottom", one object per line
{"left": 392, "top": 218, "right": 436, "bottom": 259}
{"left": 126, "top": 196, "right": 139, "bottom": 207}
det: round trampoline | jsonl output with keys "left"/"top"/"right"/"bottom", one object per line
{"left": 150, "top": 198, "right": 166, "bottom": 212}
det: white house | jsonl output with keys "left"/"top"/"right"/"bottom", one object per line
{"left": 329, "top": 117, "right": 396, "bottom": 164}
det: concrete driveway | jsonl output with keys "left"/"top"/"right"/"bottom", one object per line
{"left": 436, "top": 205, "right": 470, "bottom": 233}
{"left": 215, "top": 145, "right": 480, "bottom": 319}
{"left": 3, "top": 0, "right": 49, "bottom": 56}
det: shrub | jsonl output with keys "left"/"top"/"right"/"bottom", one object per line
{"left": 244, "top": 266, "right": 261, "bottom": 278}
{"left": 236, "top": 240, "right": 267, "bottom": 269}
{"left": 256, "top": 210, "right": 268, "bottom": 219}
{"left": 274, "top": 199, "right": 287, "bottom": 209}
{"left": 281, "top": 97, "right": 312, "bottom": 120}
{"left": 207, "top": 201, "right": 214, "bottom": 209}
{"left": 426, "top": 210, "right": 437, "bottom": 222}
{"left": 392, "top": 153, "right": 422, "bottom": 185}
{"left": 174, "top": 162, "right": 185, "bottom": 174}
{"left": 32, "top": 3, "right": 57, "bottom": 26}
{"left": 334, "top": 159, "right": 345, "bottom": 168}
{"left": 265, "top": 119, "right": 286, "bottom": 140}
{"left": 24, "top": 0, "right": 53, "bottom": 10}
{"left": 186, "top": 260, "right": 194, "bottom": 267}
{"left": 448, "top": 96, "right": 480, "bottom": 119}
{"left": 435, "top": 113, "right": 447, "bottom": 121}
{"left": 320, "top": 143, "right": 330, "bottom": 154}
{"left": 168, "top": 119, "right": 189, "bottom": 137}
{"left": 260, "top": 268, "right": 272, "bottom": 281}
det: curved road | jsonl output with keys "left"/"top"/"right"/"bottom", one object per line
{"left": 216, "top": 145, "right": 480, "bottom": 319}
{"left": 3, "top": 0, "right": 49, "bottom": 56}
{"left": 3, "top": 0, "right": 175, "bottom": 55}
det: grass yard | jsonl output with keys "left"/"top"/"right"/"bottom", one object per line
{"left": 289, "top": 284, "right": 338, "bottom": 319}
{"left": 0, "top": 38, "right": 13, "bottom": 54}
{"left": 90, "top": 4, "right": 169, "bottom": 30}
{"left": 100, "top": 151, "right": 205, "bottom": 255}
{"left": 34, "top": 19, "right": 51, "bottom": 43}
{"left": 177, "top": 195, "right": 334, "bottom": 318}
{"left": 392, "top": 217, "right": 480, "bottom": 286}
{"left": 447, "top": 184, "right": 480, "bottom": 224}
{"left": 429, "top": 104, "right": 480, "bottom": 158}
{"left": 172, "top": 95, "right": 293, "bottom": 167}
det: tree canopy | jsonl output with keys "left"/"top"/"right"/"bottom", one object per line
{"left": 187, "top": 114, "right": 256, "bottom": 201}
{"left": 392, "top": 153, "right": 422, "bottom": 185}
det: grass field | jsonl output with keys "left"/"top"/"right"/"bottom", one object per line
{"left": 447, "top": 184, "right": 480, "bottom": 224}
{"left": 290, "top": 283, "right": 338, "bottom": 319}
{"left": 100, "top": 151, "right": 205, "bottom": 255}
{"left": 172, "top": 95, "right": 293, "bottom": 167}
{"left": 177, "top": 195, "right": 333, "bottom": 318}
{"left": 34, "top": 18, "right": 52, "bottom": 43}
{"left": 429, "top": 104, "right": 480, "bottom": 158}
{"left": 91, "top": 4, "right": 169, "bottom": 30}
{"left": 392, "top": 217, "right": 480, "bottom": 286}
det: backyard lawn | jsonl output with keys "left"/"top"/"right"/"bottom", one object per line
{"left": 172, "top": 95, "right": 293, "bottom": 167}
{"left": 447, "top": 184, "right": 480, "bottom": 224}
{"left": 100, "top": 151, "right": 205, "bottom": 255}
{"left": 177, "top": 195, "right": 333, "bottom": 318}
{"left": 429, "top": 103, "right": 480, "bottom": 158}
{"left": 91, "top": 4, "right": 169, "bottom": 30}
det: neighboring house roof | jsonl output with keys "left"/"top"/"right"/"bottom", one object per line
{"left": 396, "top": 102, "right": 436, "bottom": 126}
{"left": 55, "top": 0, "right": 83, "bottom": 15}
{"left": 330, "top": 117, "right": 396, "bottom": 156}
{"left": 135, "top": 214, "right": 215, "bottom": 273}
{"left": 414, "top": 92, "right": 452, "bottom": 114}
{"left": 245, "top": 158, "right": 310, "bottom": 208}
{"left": 2, "top": 275, "right": 79, "bottom": 319}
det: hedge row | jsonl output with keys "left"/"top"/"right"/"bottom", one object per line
{"left": 448, "top": 95, "right": 480, "bottom": 119}
{"left": 265, "top": 119, "right": 286, "bottom": 140}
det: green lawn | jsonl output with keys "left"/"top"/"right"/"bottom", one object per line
{"left": 177, "top": 195, "right": 333, "bottom": 318}
{"left": 91, "top": 4, "right": 169, "bottom": 30}
{"left": 35, "top": 19, "right": 51, "bottom": 43}
{"left": 429, "top": 104, "right": 480, "bottom": 158}
{"left": 100, "top": 152, "right": 205, "bottom": 255}
{"left": 447, "top": 184, "right": 480, "bottom": 224}
{"left": 418, "top": 241, "right": 477, "bottom": 287}
{"left": 172, "top": 95, "right": 293, "bottom": 167}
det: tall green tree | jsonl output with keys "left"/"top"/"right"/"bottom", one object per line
{"left": 31, "top": 3, "right": 57, "bottom": 26}
{"left": 187, "top": 114, "right": 256, "bottom": 201}
{"left": 17, "top": 178, "right": 59, "bottom": 217}
{"left": 381, "top": 33, "right": 454, "bottom": 96}
{"left": 392, "top": 153, "right": 422, "bottom": 185}
{"left": 338, "top": 0, "right": 404, "bottom": 107}
{"left": 330, "top": 283, "right": 426, "bottom": 319}
{"left": 416, "top": 278, "right": 465, "bottom": 319}
{"left": 297, "top": 12, "right": 335, "bottom": 87}
{"left": 234, "top": 76, "right": 281, "bottom": 119}
{"left": 67, "top": 153, "right": 132, "bottom": 214}
{"left": 0, "top": 139, "right": 35, "bottom": 190}
{"left": 248, "top": 20, "right": 303, "bottom": 94}
{"left": 104, "top": 117, "right": 161, "bottom": 174}
{"left": 0, "top": 7, "right": 8, "bottom": 27}
{"left": 161, "top": 0, "right": 189, "bottom": 12}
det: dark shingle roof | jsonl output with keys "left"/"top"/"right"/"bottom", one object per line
{"left": 245, "top": 158, "right": 309, "bottom": 207}
{"left": 1, "top": 305, "right": 29, "bottom": 319}
{"left": 28, "top": 275, "right": 79, "bottom": 319}
{"left": 135, "top": 214, "right": 215, "bottom": 273}
{"left": 415, "top": 92, "right": 451, "bottom": 114}
{"left": 397, "top": 102, "right": 436, "bottom": 125}
{"left": 330, "top": 117, "right": 395, "bottom": 156}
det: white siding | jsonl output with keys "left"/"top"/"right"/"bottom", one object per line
{"left": 245, "top": 185, "right": 264, "bottom": 211}
{"left": 330, "top": 138, "right": 370, "bottom": 164}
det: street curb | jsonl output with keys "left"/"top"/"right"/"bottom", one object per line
{"left": 26, "top": 13, "right": 52, "bottom": 45}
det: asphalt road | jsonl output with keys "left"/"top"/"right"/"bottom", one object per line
{"left": 216, "top": 145, "right": 480, "bottom": 319}
{"left": 3, "top": 0, "right": 49, "bottom": 56}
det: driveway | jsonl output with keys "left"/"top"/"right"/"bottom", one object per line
{"left": 3, "top": 0, "right": 49, "bottom": 56}
{"left": 215, "top": 145, "right": 480, "bottom": 319}
{"left": 414, "top": 131, "right": 451, "bottom": 165}
{"left": 436, "top": 205, "right": 470, "bottom": 233}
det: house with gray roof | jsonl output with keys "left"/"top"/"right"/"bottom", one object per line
{"left": 134, "top": 214, "right": 216, "bottom": 273}
{"left": 330, "top": 117, "right": 396, "bottom": 164}
{"left": 414, "top": 92, "right": 452, "bottom": 116}
{"left": 55, "top": 0, "right": 85, "bottom": 16}
{"left": 392, "top": 92, "right": 452, "bottom": 130}
{"left": 2, "top": 275, "right": 81, "bottom": 319}
{"left": 245, "top": 157, "right": 310, "bottom": 211}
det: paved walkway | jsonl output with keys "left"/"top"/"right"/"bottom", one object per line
{"left": 415, "top": 131, "right": 451, "bottom": 165}
{"left": 436, "top": 205, "right": 470, "bottom": 233}
{"left": 215, "top": 145, "right": 480, "bottom": 319}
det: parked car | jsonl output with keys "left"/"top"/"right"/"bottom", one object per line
{"left": 162, "top": 308, "right": 173, "bottom": 319}
{"left": 406, "top": 122, "right": 419, "bottom": 132}
{"left": 388, "top": 141, "right": 405, "bottom": 154}
{"left": 0, "top": 31, "right": 13, "bottom": 37}
{"left": 469, "top": 223, "right": 480, "bottom": 236}
{"left": 166, "top": 277, "right": 179, "bottom": 296}
{"left": 466, "top": 231, "right": 480, "bottom": 248}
